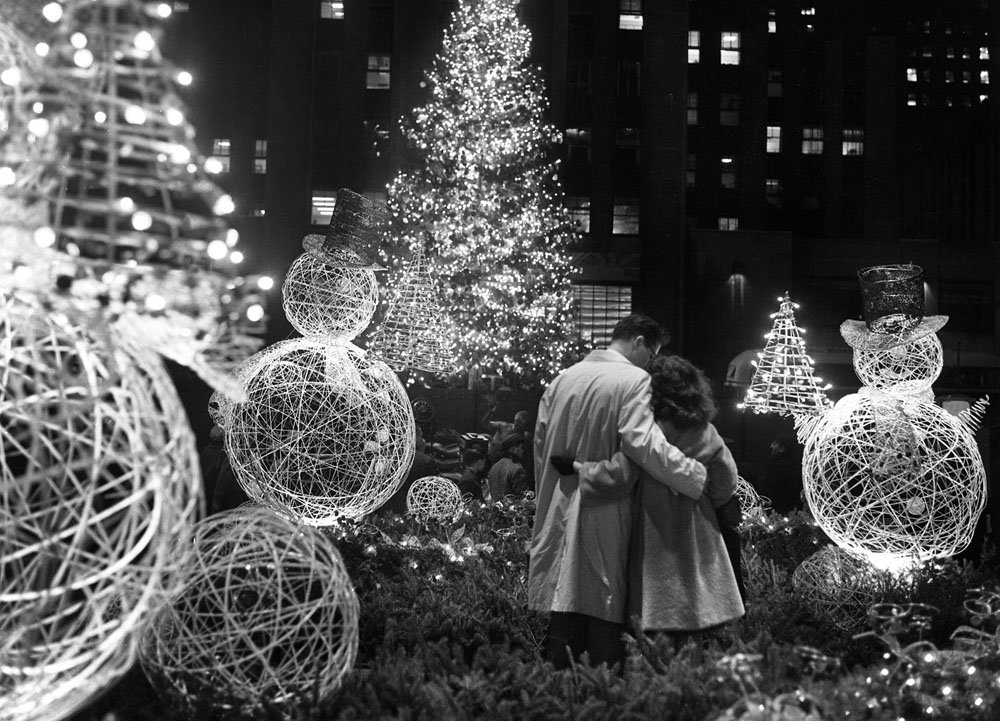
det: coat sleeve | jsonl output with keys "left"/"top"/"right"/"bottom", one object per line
{"left": 576, "top": 450, "right": 639, "bottom": 499}
{"left": 704, "top": 442, "right": 739, "bottom": 508}
{"left": 618, "top": 375, "right": 707, "bottom": 499}
{"left": 533, "top": 388, "right": 551, "bottom": 493}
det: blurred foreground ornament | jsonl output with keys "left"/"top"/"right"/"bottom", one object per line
{"left": 0, "top": 296, "right": 201, "bottom": 721}
{"left": 739, "top": 293, "right": 831, "bottom": 417}
{"left": 792, "top": 545, "right": 881, "bottom": 630}
{"left": 225, "top": 338, "right": 415, "bottom": 525}
{"left": 368, "top": 246, "right": 458, "bottom": 375}
{"left": 139, "top": 505, "right": 358, "bottom": 716}
{"left": 406, "top": 475, "right": 464, "bottom": 523}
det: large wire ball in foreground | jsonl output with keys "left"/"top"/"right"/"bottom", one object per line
{"left": 406, "top": 476, "right": 464, "bottom": 523}
{"left": 802, "top": 390, "right": 987, "bottom": 570}
{"left": 139, "top": 505, "right": 359, "bottom": 716}
{"left": 0, "top": 299, "right": 202, "bottom": 721}
{"left": 226, "top": 338, "right": 415, "bottom": 525}
{"left": 792, "top": 545, "right": 881, "bottom": 630}
{"left": 853, "top": 332, "right": 943, "bottom": 397}
{"left": 281, "top": 249, "right": 379, "bottom": 339}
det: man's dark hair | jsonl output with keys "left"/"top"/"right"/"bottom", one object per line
{"left": 610, "top": 313, "right": 666, "bottom": 348}
{"left": 647, "top": 355, "right": 717, "bottom": 429}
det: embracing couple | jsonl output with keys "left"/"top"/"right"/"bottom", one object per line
{"left": 528, "top": 313, "right": 745, "bottom": 670}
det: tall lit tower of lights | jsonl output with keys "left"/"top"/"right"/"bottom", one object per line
{"left": 739, "top": 293, "right": 832, "bottom": 417}
{"left": 388, "top": 0, "right": 580, "bottom": 389}
{"left": 0, "top": 0, "right": 250, "bottom": 395}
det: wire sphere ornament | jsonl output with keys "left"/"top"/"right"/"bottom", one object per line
{"left": 735, "top": 475, "right": 771, "bottom": 521}
{"left": 0, "top": 298, "right": 202, "bottom": 721}
{"left": 792, "top": 545, "right": 882, "bottom": 630}
{"left": 226, "top": 338, "right": 415, "bottom": 525}
{"left": 139, "top": 505, "right": 359, "bottom": 716}
{"left": 802, "top": 390, "right": 987, "bottom": 571}
{"left": 281, "top": 244, "right": 380, "bottom": 339}
{"left": 852, "top": 332, "right": 943, "bottom": 398}
{"left": 406, "top": 476, "right": 464, "bottom": 523}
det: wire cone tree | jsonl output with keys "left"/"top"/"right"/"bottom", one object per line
{"left": 387, "top": 0, "right": 579, "bottom": 389}
{"left": 741, "top": 293, "right": 832, "bottom": 417}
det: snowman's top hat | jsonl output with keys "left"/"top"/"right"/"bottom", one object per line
{"left": 839, "top": 264, "right": 948, "bottom": 352}
{"left": 301, "top": 188, "right": 388, "bottom": 270}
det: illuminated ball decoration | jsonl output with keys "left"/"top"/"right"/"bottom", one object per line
{"left": 139, "top": 505, "right": 359, "bottom": 715}
{"left": 792, "top": 545, "right": 881, "bottom": 630}
{"left": 852, "top": 332, "right": 943, "bottom": 398}
{"left": 225, "top": 338, "right": 415, "bottom": 525}
{"left": 0, "top": 299, "right": 201, "bottom": 721}
{"left": 802, "top": 390, "right": 987, "bottom": 570}
{"left": 281, "top": 246, "right": 379, "bottom": 339}
{"left": 734, "top": 475, "right": 770, "bottom": 520}
{"left": 406, "top": 475, "right": 464, "bottom": 523}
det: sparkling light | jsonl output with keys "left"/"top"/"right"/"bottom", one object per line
{"left": 212, "top": 194, "right": 235, "bottom": 215}
{"left": 229, "top": 251, "right": 244, "bottom": 264}
{"left": 245, "top": 303, "right": 265, "bottom": 322}
{"left": 131, "top": 211, "right": 153, "bottom": 231}
{"left": 156, "top": 3, "right": 173, "bottom": 18}
{"left": 35, "top": 42, "right": 50, "bottom": 57}
{"left": 27, "top": 118, "right": 49, "bottom": 137}
{"left": 134, "top": 31, "right": 156, "bottom": 52}
{"left": 0, "top": 68, "right": 22, "bottom": 87}
{"left": 176, "top": 70, "right": 192, "bottom": 86}
{"left": 33, "top": 227, "right": 56, "bottom": 248}
{"left": 204, "top": 157, "right": 224, "bottom": 174}
{"left": 124, "top": 105, "right": 146, "bottom": 124}
{"left": 70, "top": 32, "right": 88, "bottom": 49}
{"left": 94, "top": 110, "right": 108, "bottom": 123}
{"left": 165, "top": 107, "right": 184, "bottom": 125}
{"left": 225, "top": 228, "right": 239, "bottom": 246}
{"left": 42, "top": 2, "right": 64, "bottom": 23}
{"left": 207, "top": 240, "right": 228, "bottom": 260}
{"left": 73, "top": 48, "right": 94, "bottom": 68}
{"left": 257, "top": 276, "right": 274, "bottom": 291}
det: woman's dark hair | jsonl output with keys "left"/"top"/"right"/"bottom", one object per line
{"left": 646, "top": 355, "right": 717, "bottom": 429}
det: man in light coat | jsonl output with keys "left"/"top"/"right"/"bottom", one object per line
{"left": 528, "top": 314, "right": 707, "bottom": 669}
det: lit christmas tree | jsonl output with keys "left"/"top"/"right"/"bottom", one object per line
{"left": 740, "top": 293, "right": 832, "bottom": 416}
{"left": 0, "top": 0, "right": 249, "bottom": 394}
{"left": 387, "top": 0, "right": 579, "bottom": 389}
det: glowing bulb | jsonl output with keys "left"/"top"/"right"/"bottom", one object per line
{"left": 170, "top": 145, "right": 191, "bottom": 163}
{"left": 94, "top": 110, "right": 107, "bottom": 123}
{"left": 204, "top": 157, "right": 223, "bottom": 174}
{"left": 256, "top": 276, "right": 274, "bottom": 291}
{"left": 70, "top": 32, "right": 88, "bottom": 49}
{"left": 165, "top": 107, "right": 184, "bottom": 125}
{"left": 157, "top": 3, "right": 173, "bottom": 18}
{"left": 0, "top": 167, "right": 14, "bottom": 186}
{"left": 207, "top": 239, "right": 228, "bottom": 259}
{"left": 42, "top": 3, "right": 63, "bottom": 23}
{"left": 119, "top": 197, "right": 135, "bottom": 212}
{"left": 134, "top": 31, "right": 155, "bottom": 52}
{"left": 73, "top": 49, "right": 94, "bottom": 68}
{"left": 0, "top": 68, "right": 22, "bottom": 87}
{"left": 131, "top": 211, "right": 153, "bottom": 231}
{"left": 186, "top": 163, "right": 197, "bottom": 173}
{"left": 212, "top": 194, "right": 235, "bottom": 215}
{"left": 145, "top": 294, "right": 167, "bottom": 311}
{"left": 229, "top": 250, "right": 244, "bottom": 263}
{"left": 225, "top": 228, "right": 239, "bottom": 246}
{"left": 33, "top": 226, "right": 56, "bottom": 248}
{"left": 176, "top": 70, "right": 193, "bottom": 86}
{"left": 124, "top": 105, "right": 146, "bottom": 124}
{"left": 246, "top": 303, "right": 265, "bottom": 322}
{"left": 27, "top": 118, "right": 49, "bottom": 137}
{"left": 12, "top": 265, "right": 33, "bottom": 283}
{"left": 35, "top": 42, "right": 50, "bottom": 57}
{"left": 31, "top": 101, "right": 43, "bottom": 114}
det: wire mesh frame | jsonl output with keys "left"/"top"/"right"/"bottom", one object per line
{"left": 801, "top": 390, "right": 987, "bottom": 566}
{"left": 0, "top": 297, "right": 202, "bottom": 721}
{"left": 852, "top": 332, "right": 943, "bottom": 396}
{"left": 225, "top": 338, "right": 416, "bottom": 525}
{"left": 138, "top": 505, "right": 359, "bottom": 715}
{"left": 281, "top": 250, "right": 379, "bottom": 340}
{"left": 792, "top": 545, "right": 882, "bottom": 631}
{"left": 367, "top": 247, "right": 457, "bottom": 375}
{"left": 406, "top": 475, "right": 464, "bottom": 524}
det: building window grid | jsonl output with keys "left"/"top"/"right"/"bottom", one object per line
{"left": 568, "top": 59, "right": 591, "bottom": 89}
{"left": 981, "top": 46, "right": 990, "bottom": 60}
{"left": 767, "top": 69, "right": 783, "bottom": 96}
{"left": 718, "top": 217, "right": 739, "bottom": 231}
{"left": 802, "top": 126, "right": 823, "bottom": 154}
{"left": 618, "top": 61, "right": 641, "bottom": 96}
{"left": 720, "top": 32, "right": 741, "bottom": 65}
{"left": 366, "top": 54, "right": 391, "bottom": 90}
{"left": 981, "top": 70, "right": 990, "bottom": 85}
{"left": 766, "top": 125, "right": 781, "bottom": 153}
{"left": 765, "top": 178, "right": 781, "bottom": 207}
{"left": 319, "top": 1, "right": 344, "bottom": 20}
{"left": 720, "top": 93, "right": 740, "bottom": 126}
{"left": 612, "top": 201, "right": 640, "bottom": 235}
{"left": 842, "top": 128, "right": 864, "bottom": 156}
{"left": 721, "top": 157, "right": 736, "bottom": 189}
{"left": 687, "top": 92, "right": 698, "bottom": 125}
{"left": 907, "top": 67, "right": 917, "bottom": 82}
{"left": 564, "top": 197, "right": 591, "bottom": 234}
{"left": 210, "top": 137, "right": 231, "bottom": 173}
{"left": 565, "top": 127, "right": 592, "bottom": 164}
{"left": 619, "top": 0, "right": 643, "bottom": 31}
{"left": 688, "top": 30, "right": 700, "bottom": 64}
{"left": 574, "top": 284, "right": 633, "bottom": 348}
{"left": 686, "top": 154, "right": 696, "bottom": 188}
{"left": 311, "top": 190, "right": 338, "bottom": 225}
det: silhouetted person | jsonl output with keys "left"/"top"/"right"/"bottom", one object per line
{"left": 757, "top": 434, "right": 804, "bottom": 514}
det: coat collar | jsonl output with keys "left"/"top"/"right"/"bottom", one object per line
{"left": 583, "top": 348, "right": 633, "bottom": 365}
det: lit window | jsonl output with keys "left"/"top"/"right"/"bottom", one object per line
{"left": 980, "top": 93, "right": 989, "bottom": 102}
{"left": 801, "top": 7, "right": 816, "bottom": 15}
{"left": 212, "top": 138, "right": 231, "bottom": 156}
{"left": 946, "top": 46, "right": 955, "bottom": 59}
{"left": 946, "top": 71, "right": 955, "bottom": 84}
{"left": 565, "top": 128, "right": 592, "bottom": 164}
{"left": 962, "top": 47, "right": 971, "bottom": 59}
{"left": 366, "top": 54, "right": 391, "bottom": 90}
{"left": 946, "top": 95, "right": 954, "bottom": 107}
{"left": 253, "top": 139, "right": 267, "bottom": 174}
{"left": 842, "top": 128, "right": 864, "bottom": 156}
{"left": 311, "top": 190, "right": 337, "bottom": 225}
{"left": 619, "top": 0, "right": 642, "bottom": 30}
{"left": 252, "top": 207, "right": 266, "bottom": 217}
{"left": 319, "top": 1, "right": 344, "bottom": 19}
{"left": 802, "top": 126, "right": 823, "bottom": 154}
{"left": 767, "top": 69, "right": 782, "bottom": 96}
{"left": 980, "top": 46, "right": 990, "bottom": 60}
{"left": 721, "top": 32, "right": 741, "bottom": 65}
{"left": 565, "top": 196, "right": 591, "bottom": 233}
{"left": 766, "top": 125, "right": 781, "bottom": 153}
{"left": 173, "top": 1, "right": 189, "bottom": 11}
{"left": 718, "top": 217, "right": 739, "bottom": 231}
{"left": 923, "top": 20, "right": 931, "bottom": 34}
{"left": 687, "top": 92, "right": 698, "bottom": 125}
{"left": 981, "top": 70, "right": 990, "bottom": 84}
{"left": 963, "top": 71, "right": 971, "bottom": 84}
{"left": 720, "top": 93, "right": 739, "bottom": 126}
{"left": 907, "top": 67, "right": 917, "bottom": 82}
{"left": 907, "top": 93, "right": 918, "bottom": 106}
{"left": 768, "top": 20, "right": 776, "bottom": 33}
{"left": 765, "top": 178, "right": 781, "bottom": 207}
{"left": 618, "top": 61, "right": 640, "bottom": 96}
{"left": 721, "top": 157, "right": 736, "bottom": 188}
{"left": 210, "top": 137, "right": 231, "bottom": 173}
{"left": 686, "top": 154, "right": 696, "bottom": 188}
{"left": 922, "top": 45, "right": 932, "bottom": 58}
{"left": 688, "top": 30, "right": 700, "bottom": 63}
{"left": 574, "top": 284, "right": 632, "bottom": 348}
{"left": 612, "top": 200, "right": 640, "bottom": 235}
